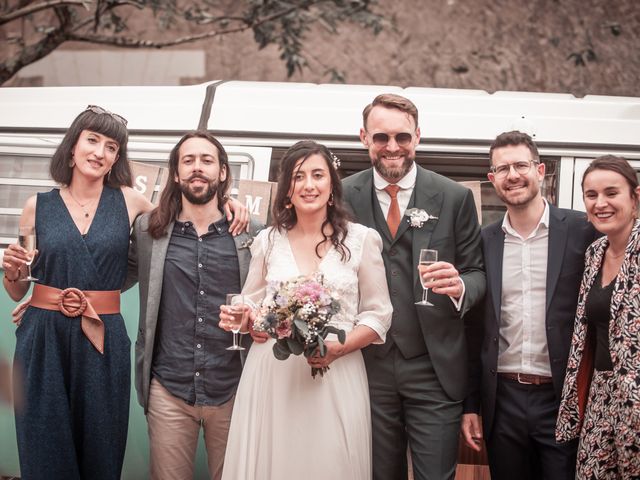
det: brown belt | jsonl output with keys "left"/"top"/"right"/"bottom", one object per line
{"left": 499, "top": 372, "right": 553, "bottom": 385}
{"left": 30, "top": 283, "right": 120, "bottom": 355}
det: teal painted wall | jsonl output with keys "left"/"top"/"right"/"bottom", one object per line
{"left": 0, "top": 286, "right": 210, "bottom": 479}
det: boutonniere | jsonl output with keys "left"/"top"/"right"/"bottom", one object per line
{"left": 405, "top": 208, "right": 438, "bottom": 228}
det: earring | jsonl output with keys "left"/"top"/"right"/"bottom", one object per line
{"left": 285, "top": 197, "right": 293, "bottom": 209}
{"left": 106, "top": 169, "right": 112, "bottom": 182}
{"left": 69, "top": 154, "right": 75, "bottom": 168}
{"left": 328, "top": 192, "right": 334, "bottom": 206}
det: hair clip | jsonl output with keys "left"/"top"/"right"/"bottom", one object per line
{"left": 330, "top": 151, "right": 341, "bottom": 170}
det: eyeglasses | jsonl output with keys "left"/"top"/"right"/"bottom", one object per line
{"left": 85, "top": 105, "right": 128, "bottom": 126}
{"left": 489, "top": 160, "right": 539, "bottom": 178}
{"left": 370, "top": 132, "right": 414, "bottom": 147}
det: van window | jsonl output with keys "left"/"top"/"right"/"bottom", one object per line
{"left": 269, "top": 147, "right": 559, "bottom": 226}
{"left": 0, "top": 154, "right": 55, "bottom": 247}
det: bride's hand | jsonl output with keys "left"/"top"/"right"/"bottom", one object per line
{"left": 307, "top": 341, "right": 345, "bottom": 369}
{"left": 249, "top": 321, "right": 269, "bottom": 343}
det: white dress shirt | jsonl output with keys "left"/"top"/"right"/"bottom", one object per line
{"left": 373, "top": 163, "right": 464, "bottom": 310}
{"left": 497, "top": 200, "right": 552, "bottom": 377}
{"left": 373, "top": 162, "right": 417, "bottom": 219}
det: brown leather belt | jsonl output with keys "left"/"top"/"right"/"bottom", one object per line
{"left": 499, "top": 372, "right": 553, "bottom": 385}
{"left": 30, "top": 283, "right": 121, "bottom": 355}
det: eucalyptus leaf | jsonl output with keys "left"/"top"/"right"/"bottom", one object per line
{"left": 286, "top": 337, "right": 304, "bottom": 355}
{"left": 272, "top": 340, "right": 291, "bottom": 361}
{"left": 317, "top": 335, "right": 327, "bottom": 357}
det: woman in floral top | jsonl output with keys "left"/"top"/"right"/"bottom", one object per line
{"left": 556, "top": 155, "right": 640, "bottom": 479}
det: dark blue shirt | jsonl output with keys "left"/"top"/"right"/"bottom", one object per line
{"left": 152, "top": 217, "right": 243, "bottom": 406}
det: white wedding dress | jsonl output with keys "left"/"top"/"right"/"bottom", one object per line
{"left": 221, "top": 222, "right": 392, "bottom": 480}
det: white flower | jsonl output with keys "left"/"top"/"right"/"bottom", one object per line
{"left": 405, "top": 208, "right": 438, "bottom": 228}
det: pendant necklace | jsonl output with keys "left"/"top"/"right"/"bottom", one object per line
{"left": 66, "top": 188, "right": 100, "bottom": 218}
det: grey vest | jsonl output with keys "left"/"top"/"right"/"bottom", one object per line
{"left": 370, "top": 189, "right": 428, "bottom": 359}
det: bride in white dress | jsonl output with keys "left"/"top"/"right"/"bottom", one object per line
{"left": 220, "top": 140, "right": 392, "bottom": 480}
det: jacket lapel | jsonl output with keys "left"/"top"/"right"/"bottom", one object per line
{"left": 411, "top": 167, "right": 444, "bottom": 291}
{"left": 147, "top": 222, "right": 173, "bottom": 324}
{"left": 546, "top": 206, "right": 569, "bottom": 312}
{"left": 233, "top": 233, "right": 252, "bottom": 286}
{"left": 485, "top": 224, "right": 504, "bottom": 325}
{"left": 349, "top": 169, "right": 388, "bottom": 237}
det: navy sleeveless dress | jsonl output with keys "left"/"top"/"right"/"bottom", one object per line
{"left": 14, "top": 187, "right": 131, "bottom": 480}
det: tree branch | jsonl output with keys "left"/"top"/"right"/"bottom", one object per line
{"left": 67, "top": 3, "right": 306, "bottom": 49}
{"left": 0, "top": 0, "right": 88, "bottom": 26}
{"left": 0, "top": 27, "right": 69, "bottom": 83}
{"left": 67, "top": 25, "right": 248, "bottom": 48}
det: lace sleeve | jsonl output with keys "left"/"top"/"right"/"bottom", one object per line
{"left": 241, "top": 228, "right": 271, "bottom": 309}
{"left": 355, "top": 228, "right": 392, "bottom": 343}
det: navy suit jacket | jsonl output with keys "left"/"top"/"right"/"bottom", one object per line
{"left": 464, "top": 205, "right": 597, "bottom": 438}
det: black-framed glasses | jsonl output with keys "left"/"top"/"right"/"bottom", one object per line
{"left": 489, "top": 160, "right": 539, "bottom": 178}
{"left": 85, "top": 105, "right": 128, "bottom": 126}
{"left": 370, "top": 132, "right": 414, "bottom": 147}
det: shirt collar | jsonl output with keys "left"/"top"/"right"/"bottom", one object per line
{"left": 502, "top": 198, "right": 550, "bottom": 238}
{"left": 373, "top": 161, "right": 417, "bottom": 191}
{"left": 175, "top": 215, "right": 229, "bottom": 235}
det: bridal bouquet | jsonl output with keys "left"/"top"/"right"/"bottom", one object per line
{"left": 253, "top": 273, "right": 345, "bottom": 379}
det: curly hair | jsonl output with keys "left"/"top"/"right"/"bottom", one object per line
{"left": 271, "top": 140, "right": 352, "bottom": 262}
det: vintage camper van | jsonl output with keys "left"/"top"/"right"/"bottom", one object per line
{"left": 0, "top": 81, "right": 639, "bottom": 478}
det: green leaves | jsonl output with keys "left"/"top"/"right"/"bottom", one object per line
{"left": 0, "top": 0, "right": 383, "bottom": 84}
{"left": 273, "top": 339, "right": 291, "bottom": 360}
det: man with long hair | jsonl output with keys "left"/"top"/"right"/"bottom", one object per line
{"left": 127, "top": 130, "right": 257, "bottom": 480}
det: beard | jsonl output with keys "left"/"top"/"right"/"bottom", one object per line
{"left": 372, "top": 154, "right": 414, "bottom": 181}
{"left": 179, "top": 174, "right": 219, "bottom": 205}
{"left": 495, "top": 180, "right": 540, "bottom": 208}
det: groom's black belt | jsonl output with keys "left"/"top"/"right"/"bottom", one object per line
{"left": 498, "top": 372, "right": 553, "bottom": 385}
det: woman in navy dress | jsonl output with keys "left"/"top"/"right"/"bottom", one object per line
{"left": 2, "top": 106, "right": 152, "bottom": 479}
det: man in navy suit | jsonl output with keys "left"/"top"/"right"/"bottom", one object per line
{"left": 461, "top": 131, "right": 597, "bottom": 479}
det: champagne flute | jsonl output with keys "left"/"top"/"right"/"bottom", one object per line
{"left": 416, "top": 249, "right": 437, "bottom": 306}
{"left": 18, "top": 226, "right": 38, "bottom": 282}
{"left": 224, "top": 294, "right": 246, "bottom": 351}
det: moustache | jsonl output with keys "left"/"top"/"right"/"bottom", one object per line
{"left": 185, "top": 174, "right": 211, "bottom": 183}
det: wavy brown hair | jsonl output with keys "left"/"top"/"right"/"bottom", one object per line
{"left": 147, "top": 130, "right": 231, "bottom": 238}
{"left": 271, "top": 140, "right": 352, "bottom": 261}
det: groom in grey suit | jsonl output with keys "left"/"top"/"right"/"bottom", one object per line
{"left": 127, "top": 131, "right": 256, "bottom": 480}
{"left": 343, "top": 94, "right": 486, "bottom": 480}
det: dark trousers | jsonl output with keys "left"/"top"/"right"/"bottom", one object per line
{"left": 365, "top": 345, "right": 462, "bottom": 480}
{"left": 14, "top": 312, "right": 131, "bottom": 480}
{"left": 487, "top": 376, "right": 578, "bottom": 480}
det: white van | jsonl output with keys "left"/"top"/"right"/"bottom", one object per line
{"left": 0, "top": 81, "right": 639, "bottom": 478}
{"left": 1, "top": 81, "right": 639, "bottom": 251}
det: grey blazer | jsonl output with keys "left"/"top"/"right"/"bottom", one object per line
{"left": 126, "top": 213, "right": 258, "bottom": 413}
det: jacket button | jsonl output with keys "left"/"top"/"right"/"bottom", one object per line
{"left": 490, "top": 369, "right": 496, "bottom": 375}
{"left": 391, "top": 270, "right": 399, "bottom": 276}
{"left": 493, "top": 337, "right": 498, "bottom": 343}
{"left": 389, "top": 249, "right": 397, "bottom": 256}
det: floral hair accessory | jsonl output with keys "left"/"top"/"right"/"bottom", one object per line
{"left": 405, "top": 208, "right": 438, "bottom": 228}
{"left": 329, "top": 151, "right": 341, "bottom": 170}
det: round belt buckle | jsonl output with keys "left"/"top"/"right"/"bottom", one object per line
{"left": 58, "top": 287, "right": 87, "bottom": 317}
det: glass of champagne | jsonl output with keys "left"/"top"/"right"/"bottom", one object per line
{"left": 224, "top": 294, "right": 246, "bottom": 351}
{"left": 416, "top": 249, "right": 437, "bottom": 306}
{"left": 18, "top": 225, "right": 38, "bottom": 282}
